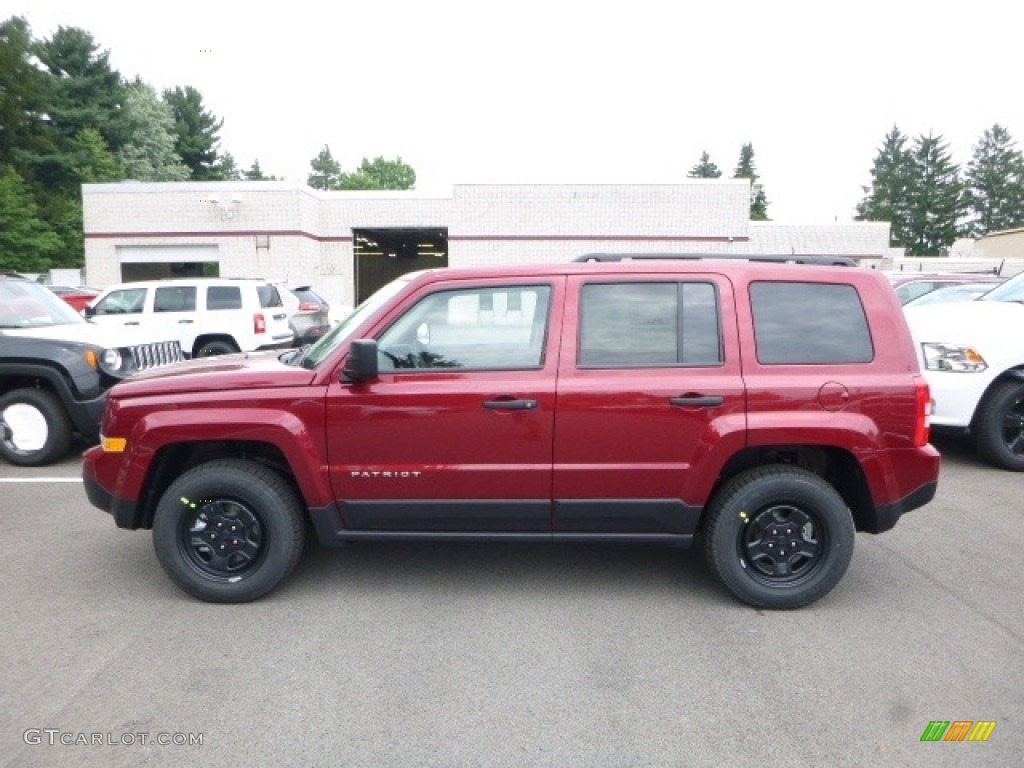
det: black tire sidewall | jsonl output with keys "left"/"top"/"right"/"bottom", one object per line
{"left": 705, "top": 467, "right": 855, "bottom": 609}
{"left": 152, "top": 459, "right": 304, "bottom": 602}
{"left": 973, "top": 379, "right": 1024, "bottom": 471}
{"left": 0, "top": 388, "right": 73, "bottom": 466}
{"left": 195, "top": 340, "right": 238, "bottom": 357}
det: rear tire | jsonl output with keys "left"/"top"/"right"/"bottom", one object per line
{"left": 972, "top": 379, "right": 1024, "bottom": 471}
{"left": 0, "top": 388, "right": 73, "bottom": 466}
{"left": 704, "top": 466, "right": 855, "bottom": 609}
{"left": 152, "top": 459, "right": 305, "bottom": 602}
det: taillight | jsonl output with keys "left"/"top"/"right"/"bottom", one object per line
{"left": 298, "top": 301, "right": 319, "bottom": 311}
{"left": 254, "top": 313, "right": 267, "bottom": 334}
{"left": 913, "top": 375, "right": 932, "bottom": 447}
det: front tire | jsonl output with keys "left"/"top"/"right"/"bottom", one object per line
{"left": 0, "top": 388, "right": 73, "bottom": 466}
{"left": 704, "top": 466, "right": 855, "bottom": 609}
{"left": 195, "top": 339, "right": 239, "bottom": 357}
{"left": 152, "top": 459, "right": 305, "bottom": 602}
{"left": 972, "top": 379, "right": 1024, "bottom": 471}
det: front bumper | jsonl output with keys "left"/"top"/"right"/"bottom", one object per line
{"left": 82, "top": 446, "right": 145, "bottom": 529}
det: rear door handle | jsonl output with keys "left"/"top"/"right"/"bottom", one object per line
{"left": 483, "top": 399, "right": 538, "bottom": 410}
{"left": 670, "top": 395, "right": 725, "bottom": 407}
{"left": 178, "top": 319, "right": 194, "bottom": 324}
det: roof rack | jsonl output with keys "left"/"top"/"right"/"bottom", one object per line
{"left": 573, "top": 253, "right": 858, "bottom": 267}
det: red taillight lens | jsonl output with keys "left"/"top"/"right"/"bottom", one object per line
{"left": 298, "top": 302, "right": 319, "bottom": 311}
{"left": 254, "top": 313, "right": 267, "bottom": 334}
{"left": 913, "top": 375, "right": 932, "bottom": 447}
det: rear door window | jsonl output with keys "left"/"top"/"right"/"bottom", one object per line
{"left": 578, "top": 281, "right": 723, "bottom": 367}
{"left": 206, "top": 286, "right": 242, "bottom": 310}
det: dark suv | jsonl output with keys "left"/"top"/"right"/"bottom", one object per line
{"left": 83, "top": 255, "right": 940, "bottom": 608}
{"left": 1, "top": 274, "right": 183, "bottom": 465}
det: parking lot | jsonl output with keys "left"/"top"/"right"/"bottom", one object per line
{"left": 0, "top": 435, "right": 1020, "bottom": 768}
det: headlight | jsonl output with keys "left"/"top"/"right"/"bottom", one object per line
{"left": 921, "top": 342, "right": 988, "bottom": 373}
{"left": 101, "top": 348, "right": 125, "bottom": 371}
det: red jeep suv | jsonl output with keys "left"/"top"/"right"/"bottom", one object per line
{"left": 83, "top": 255, "right": 939, "bottom": 608}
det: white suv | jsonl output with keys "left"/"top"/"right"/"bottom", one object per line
{"left": 904, "top": 272, "right": 1024, "bottom": 470}
{"left": 86, "top": 278, "right": 294, "bottom": 358}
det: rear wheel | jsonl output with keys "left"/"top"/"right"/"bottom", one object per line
{"left": 152, "top": 459, "right": 305, "bottom": 602}
{"left": 704, "top": 466, "right": 855, "bottom": 609}
{"left": 0, "top": 388, "right": 73, "bottom": 466}
{"left": 972, "top": 379, "right": 1024, "bottom": 471}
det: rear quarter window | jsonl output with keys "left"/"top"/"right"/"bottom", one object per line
{"left": 750, "top": 281, "right": 873, "bottom": 364}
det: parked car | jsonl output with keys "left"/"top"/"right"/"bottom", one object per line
{"left": 904, "top": 270, "right": 1024, "bottom": 470}
{"left": 85, "top": 278, "right": 294, "bottom": 357}
{"left": 902, "top": 282, "right": 1000, "bottom": 307}
{"left": 83, "top": 254, "right": 939, "bottom": 608}
{"left": 1, "top": 274, "right": 183, "bottom": 466}
{"left": 278, "top": 284, "right": 331, "bottom": 346}
{"left": 48, "top": 285, "right": 100, "bottom": 312}
{"left": 885, "top": 272, "right": 1004, "bottom": 304}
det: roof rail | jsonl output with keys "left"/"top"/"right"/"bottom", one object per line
{"left": 573, "top": 253, "right": 858, "bottom": 267}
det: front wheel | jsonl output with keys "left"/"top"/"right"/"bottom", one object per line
{"left": 972, "top": 379, "right": 1024, "bottom": 471}
{"left": 152, "top": 459, "right": 305, "bottom": 602}
{"left": 703, "top": 466, "right": 855, "bottom": 609}
{"left": 0, "top": 388, "right": 73, "bottom": 466}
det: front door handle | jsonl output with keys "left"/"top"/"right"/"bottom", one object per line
{"left": 670, "top": 395, "right": 725, "bottom": 407}
{"left": 483, "top": 398, "right": 538, "bottom": 410}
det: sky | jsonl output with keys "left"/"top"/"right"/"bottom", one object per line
{"left": 7, "top": 0, "right": 1024, "bottom": 224}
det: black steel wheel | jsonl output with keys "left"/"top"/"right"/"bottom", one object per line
{"left": 972, "top": 379, "right": 1024, "bottom": 471}
{"left": 152, "top": 459, "right": 305, "bottom": 602}
{"left": 704, "top": 466, "right": 855, "bottom": 609}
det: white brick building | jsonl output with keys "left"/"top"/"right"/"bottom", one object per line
{"left": 83, "top": 180, "right": 891, "bottom": 311}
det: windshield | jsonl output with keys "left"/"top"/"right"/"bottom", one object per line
{"left": 298, "top": 276, "right": 413, "bottom": 368}
{"left": 0, "top": 281, "right": 88, "bottom": 328}
{"left": 979, "top": 272, "right": 1024, "bottom": 303}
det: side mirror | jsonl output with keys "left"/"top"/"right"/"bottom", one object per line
{"left": 83, "top": 306, "right": 96, "bottom": 317}
{"left": 342, "top": 339, "right": 379, "bottom": 382}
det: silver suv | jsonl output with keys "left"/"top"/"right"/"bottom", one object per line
{"left": 86, "top": 278, "right": 294, "bottom": 357}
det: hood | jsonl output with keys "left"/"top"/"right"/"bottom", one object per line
{"left": 2, "top": 321, "right": 177, "bottom": 349}
{"left": 904, "top": 300, "right": 1024, "bottom": 343}
{"left": 111, "top": 349, "right": 317, "bottom": 397}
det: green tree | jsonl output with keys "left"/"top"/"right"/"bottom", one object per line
{"left": 32, "top": 25, "right": 128, "bottom": 154}
{"left": 244, "top": 158, "right": 277, "bottom": 181}
{"left": 0, "top": 165, "right": 62, "bottom": 272}
{"left": 856, "top": 126, "right": 916, "bottom": 247}
{"left": 732, "top": 143, "right": 769, "bottom": 220}
{"left": 66, "top": 127, "right": 123, "bottom": 183}
{"left": 163, "top": 85, "right": 224, "bottom": 180}
{"left": 213, "top": 152, "right": 241, "bottom": 181}
{"left": 0, "top": 17, "right": 53, "bottom": 179}
{"left": 338, "top": 156, "right": 415, "bottom": 190}
{"left": 905, "top": 133, "right": 964, "bottom": 256}
{"left": 117, "top": 80, "right": 189, "bottom": 181}
{"left": 307, "top": 145, "right": 342, "bottom": 189}
{"left": 964, "top": 124, "right": 1024, "bottom": 236}
{"left": 687, "top": 151, "right": 722, "bottom": 178}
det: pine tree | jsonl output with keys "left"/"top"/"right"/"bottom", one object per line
{"left": 164, "top": 85, "right": 224, "bottom": 181}
{"left": 308, "top": 145, "right": 342, "bottom": 190}
{"left": 905, "top": 133, "right": 964, "bottom": 256}
{"left": 687, "top": 151, "right": 722, "bottom": 178}
{"left": 732, "top": 143, "right": 769, "bottom": 220}
{"left": 964, "top": 124, "right": 1024, "bottom": 236}
{"left": 856, "top": 126, "right": 916, "bottom": 248}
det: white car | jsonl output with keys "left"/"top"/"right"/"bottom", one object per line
{"left": 86, "top": 278, "right": 294, "bottom": 358}
{"left": 904, "top": 272, "right": 1024, "bottom": 470}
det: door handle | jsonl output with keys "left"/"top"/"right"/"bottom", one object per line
{"left": 178, "top": 319, "right": 194, "bottom": 324}
{"left": 670, "top": 395, "right": 725, "bottom": 407}
{"left": 125, "top": 321, "right": 140, "bottom": 326}
{"left": 483, "top": 399, "right": 538, "bottom": 410}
